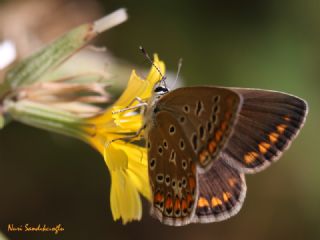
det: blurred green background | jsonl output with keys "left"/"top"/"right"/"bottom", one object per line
{"left": 0, "top": 0, "right": 319, "bottom": 239}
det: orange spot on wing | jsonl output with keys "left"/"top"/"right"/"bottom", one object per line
{"left": 154, "top": 192, "right": 164, "bottom": 203}
{"left": 165, "top": 196, "right": 173, "bottom": 209}
{"left": 222, "top": 192, "right": 232, "bottom": 202}
{"left": 174, "top": 199, "right": 181, "bottom": 211}
{"left": 228, "top": 178, "right": 237, "bottom": 187}
{"left": 191, "top": 162, "right": 196, "bottom": 175}
{"left": 198, "top": 197, "right": 209, "bottom": 208}
{"left": 186, "top": 193, "right": 193, "bottom": 203}
{"left": 258, "top": 142, "right": 271, "bottom": 154}
{"left": 199, "top": 150, "right": 210, "bottom": 164}
{"left": 208, "top": 140, "right": 217, "bottom": 153}
{"left": 215, "top": 130, "right": 223, "bottom": 142}
{"left": 211, "top": 197, "right": 223, "bottom": 207}
{"left": 269, "top": 132, "right": 279, "bottom": 143}
{"left": 181, "top": 198, "right": 188, "bottom": 211}
{"left": 225, "top": 111, "right": 232, "bottom": 120}
{"left": 186, "top": 193, "right": 194, "bottom": 209}
{"left": 220, "top": 121, "right": 228, "bottom": 131}
{"left": 244, "top": 151, "right": 259, "bottom": 164}
{"left": 277, "top": 124, "right": 287, "bottom": 134}
{"left": 283, "top": 116, "right": 290, "bottom": 122}
{"left": 188, "top": 177, "right": 196, "bottom": 191}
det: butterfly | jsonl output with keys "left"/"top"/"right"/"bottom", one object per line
{"left": 144, "top": 80, "right": 308, "bottom": 226}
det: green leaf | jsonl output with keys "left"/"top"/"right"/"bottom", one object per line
{"left": 4, "top": 24, "right": 97, "bottom": 90}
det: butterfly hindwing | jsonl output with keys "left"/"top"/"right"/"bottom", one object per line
{"left": 192, "top": 156, "right": 246, "bottom": 223}
{"left": 222, "top": 88, "right": 308, "bottom": 173}
{"left": 156, "top": 87, "right": 242, "bottom": 169}
{"left": 147, "top": 111, "right": 198, "bottom": 226}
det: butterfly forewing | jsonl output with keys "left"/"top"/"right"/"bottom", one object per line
{"left": 147, "top": 111, "right": 198, "bottom": 226}
{"left": 221, "top": 88, "right": 308, "bottom": 173}
{"left": 156, "top": 87, "right": 242, "bottom": 169}
{"left": 192, "top": 156, "right": 246, "bottom": 223}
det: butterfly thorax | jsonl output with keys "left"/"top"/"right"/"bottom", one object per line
{"left": 144, "top": 87, "right": 169, "bottom": 131}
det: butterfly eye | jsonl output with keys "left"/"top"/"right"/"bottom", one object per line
{"left": 154, "top": 86, "right": 169, "bottom": 94}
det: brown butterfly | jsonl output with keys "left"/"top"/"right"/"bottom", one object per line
{"left": 144, "top": 83, "right": 308, "bottom": 226}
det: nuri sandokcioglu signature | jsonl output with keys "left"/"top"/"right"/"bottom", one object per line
{"left": 7, "top": 224, "right": 64, "bottom": 235}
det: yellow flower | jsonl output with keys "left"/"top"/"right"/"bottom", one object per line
{"left": 84, "top": 55, "right": 165, "bottom": 224}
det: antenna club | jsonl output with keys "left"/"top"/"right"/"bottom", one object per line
{"left": 139, "top": 46, "right": 146, "bottom": 54}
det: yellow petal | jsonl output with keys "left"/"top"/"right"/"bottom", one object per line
{"left": 122, "top": 143, "right": 151, "bottom": 200}
{"left": 104, "top": 141, "right": 128, "bottom": 171}
{"left": 114, "top": 70, "right": 148, "bottom": 107}
{"left": 110, "top": 170, "right": 142, "bottom": 224}
{"left": 112, "top": 109, "right": 143, "bottom": 131}
{"left": 105, "top": 141, "right": 150, "bottom": 223}
{"left": 113, "top": 142, "right": 150, "bottom": 198}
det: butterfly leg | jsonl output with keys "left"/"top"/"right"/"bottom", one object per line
{"left": 109, "top": 96, "right": 149, "bottom": 145}
{"left": 112, "top": 97, "right": 148, "bottom": 114}
{"left": 105, "top": 124, "right": 147, "bottom": 148}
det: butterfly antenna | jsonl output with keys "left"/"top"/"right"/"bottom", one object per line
{"left": 139, "top": 46, "right": 167, "bottom": 88}
{"left": 170, "top": 58, "right": 183, "bottom": 89}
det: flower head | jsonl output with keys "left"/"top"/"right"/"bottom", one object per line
{"left": 85, "top": 55, "right": 165, "bottom": 224}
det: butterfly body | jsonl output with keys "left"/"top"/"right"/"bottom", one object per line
{"left": 145, "top": 86, "right": 308, "bottom": 226}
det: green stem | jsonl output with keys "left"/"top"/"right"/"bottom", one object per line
{"left": 4, "top": 100, "right": 93, "bottom": 141}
